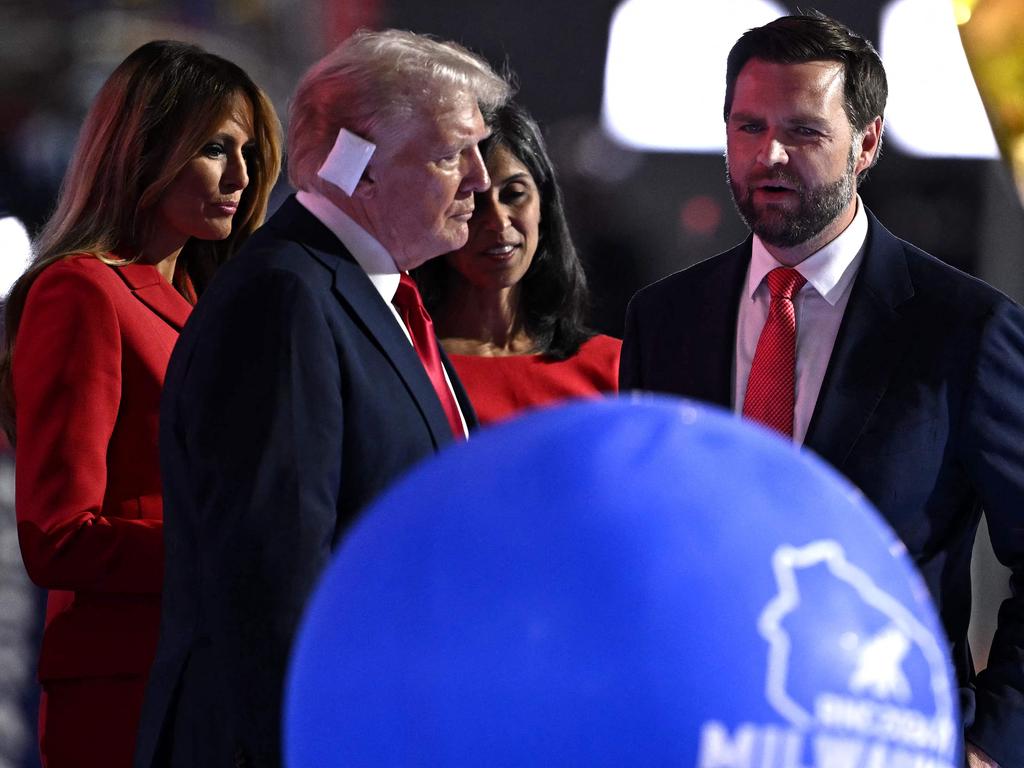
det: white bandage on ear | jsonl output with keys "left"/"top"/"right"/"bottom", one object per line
{"left": 317, "top": 128, "right": 376, "bottom": 196}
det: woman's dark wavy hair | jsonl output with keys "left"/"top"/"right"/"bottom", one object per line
{"left": 417, "top": 101, "right": 593, "bottom": 360}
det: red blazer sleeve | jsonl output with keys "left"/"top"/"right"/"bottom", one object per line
{"left": 13, "top": 262, "right": 163, "bottom": 593}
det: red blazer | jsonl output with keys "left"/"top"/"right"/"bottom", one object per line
{"left": 14, "top": 255, "right": 192, "bottom": 681}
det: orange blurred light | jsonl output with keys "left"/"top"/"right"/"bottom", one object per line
{"left": 958, "top": 0, "right": 1024, "bottom": 206}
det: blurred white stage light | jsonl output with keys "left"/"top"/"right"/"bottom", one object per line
{"left": 602, "top": 0, "right": 786, "bottom": 152}
{"left": 601, "top": 0, "right": 999, "bottom": 160}
{"left": 881, "top": 0, "right": 998, "bottom": 158}
{"left": 0, "top": 216, "right": 32, "bottom": 299}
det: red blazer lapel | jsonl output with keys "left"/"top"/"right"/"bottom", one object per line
{"left": 114, "top": 262, "right": 193, "bottom": 330}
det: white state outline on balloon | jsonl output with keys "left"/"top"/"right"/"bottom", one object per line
{"left": 757, "top": 540, "right": 954, "bottom": 747}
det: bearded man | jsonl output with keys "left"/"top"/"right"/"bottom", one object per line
{"left": 620, "top": 12, "right": 1024, "bottom": 768}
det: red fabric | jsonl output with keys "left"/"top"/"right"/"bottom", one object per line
{"left": 447, "top": 335, "right": 621, "bottom": 426}
{"left": 742, "top": 267, "right": 806, "bottom": 437}
{"left": 13, "top": 255, "right": 191, "bottom": 764}
{"left": 393, "top": 273, "right": 465, "bottom": 439}
{"left": 39, "top": 676, "right": 146, "bottom": 768}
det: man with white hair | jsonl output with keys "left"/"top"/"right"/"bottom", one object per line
{"left": 135, "top": 30, "right": 510, "bottom": 768}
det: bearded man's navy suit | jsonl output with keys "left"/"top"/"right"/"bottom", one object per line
{"left": 621, "top": 208, "right": 1024, "bottom": 766}
{"left": 135, "top": 196, "right": 476, "bottom": 768}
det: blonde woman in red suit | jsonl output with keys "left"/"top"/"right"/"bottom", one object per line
{"left": 0, "top": 41, "right": 281, "bottom": 767}
{"left": 415, "top": 102, "right": 620, "bottom": 425}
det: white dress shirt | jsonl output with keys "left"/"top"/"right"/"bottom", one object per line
{"left": 734, "top": 197, "right": 869, "bottom": 444}
{"left": 295, "top": 190, "right": 468, "bottom": 436}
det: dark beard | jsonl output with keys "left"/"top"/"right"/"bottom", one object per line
{"left": 727, "top": 153, "right": 856, "bottom": 248}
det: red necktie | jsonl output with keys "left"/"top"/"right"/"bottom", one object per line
{"left": 742, "top": 267, "right": 806, "bottom": 438}
{"left": 393, "top": 273, "right": 465, "bottom": 440}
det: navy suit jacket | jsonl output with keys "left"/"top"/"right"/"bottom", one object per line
{"left": 135, "top": 197, "right": 476, "bottom": 768}
{"left": 621, "top": 209, "right": 1024, "bottom": 767}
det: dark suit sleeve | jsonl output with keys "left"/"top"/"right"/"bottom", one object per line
{"left": 181, "top": 268, "right": 342, "bottom": 765}
{"left": 619, "top": 293, "right": 644, "bottom": 392}
{"left": 961, "top": 298, "right": 1024, "bottom": 767}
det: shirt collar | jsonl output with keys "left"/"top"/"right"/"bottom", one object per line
{"left": 296, "top": 189, "right": 401, "bottom": 303}
{"left": 746, "top": 195, "right": 868, "bottom": 306}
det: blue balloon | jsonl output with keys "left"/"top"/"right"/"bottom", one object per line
{"left": 284, "top": 397, "right": 961, "bottom": 767}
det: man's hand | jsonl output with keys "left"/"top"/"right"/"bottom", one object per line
{"left": 967, "top": 742, "right": 1000, "bottom": 767}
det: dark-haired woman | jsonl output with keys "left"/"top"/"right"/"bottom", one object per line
{"left": 0, "top": 41, "right": 281, "bottom": 766}
{"left": 416, "top": 102, "right": 619, "bottom": 425}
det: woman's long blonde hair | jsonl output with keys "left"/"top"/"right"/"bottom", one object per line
{"left": 0, "top": 40, "right": 282, "bottom": 442}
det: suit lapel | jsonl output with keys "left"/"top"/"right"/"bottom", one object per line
{"left": 804, "top": 211, "right": 916, "bottom": 468}
{"left": 663, "top": 242, "right": 748, "bottom": 408}
{"left": 114, "top": 262, "right": 192, "bottom": 330}
{"left": 696, "top": 243, "right": 751, "bottom": 408}
{"left": 335, "top": 258, "right": 457, "bottom": 447}
{"left": 275, "top": 198, "right": 456, "bottom": 448}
